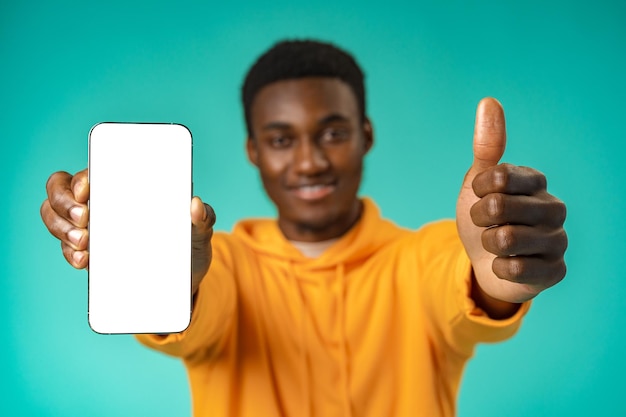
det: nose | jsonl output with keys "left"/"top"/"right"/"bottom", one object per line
{"left": 293, "top": 138, "right": 329, "bottom": 175}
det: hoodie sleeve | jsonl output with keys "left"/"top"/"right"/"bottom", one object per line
{"left": 135, "top": 233, "right": 237, "bottom": 360}
{"left": 415, "top": 220, "right": 530, "bottom": 358}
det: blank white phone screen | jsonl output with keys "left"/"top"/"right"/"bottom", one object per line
{"left": 88, "top": 123, "right": 192, "bottom": 334}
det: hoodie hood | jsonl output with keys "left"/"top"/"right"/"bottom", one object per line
{"left": 232, "top": 198, "right": 409, "bottom": 267}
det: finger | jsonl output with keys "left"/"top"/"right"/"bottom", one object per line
{"left": 492, "top": 255, "right": 567, "bottom": 288}
{"left": 61, "top": 242, "right": 89, "bottom": 269}
{"left": 472, "top": 164, "right": 547, "bottom": 198}
{"left": 472, "top": 97, "right": 506, "bottom": 173}
{"left": 40, "top": 199, "right": 89, "bottom": 251}
{"left": 471, "top": 193, "right": 567, "bottom": 228}
{"left": 481, "top": 224, "right": 568, "bottom": 257}
{"left": 45, "top": 171, "right": 88, "bottom": 228}
{"left": 70, "top": 168, "right": 90, "bottom": 204}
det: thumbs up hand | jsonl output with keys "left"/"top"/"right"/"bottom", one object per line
{"left": 456, "top": 98, "right": 567, "bottom": 308}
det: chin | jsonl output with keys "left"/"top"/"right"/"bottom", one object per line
{"left": 293, "top": 212, "right": 337, "bottom": 232}
{"left": 291, "top": 205, "right": 354, "bottom": 236}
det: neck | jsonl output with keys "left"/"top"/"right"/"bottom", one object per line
{"left": 278, "top": 199, "right": 363, "bottom": 242}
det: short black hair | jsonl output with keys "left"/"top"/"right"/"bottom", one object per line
{"left": 242, "top": 39, "right": 366, "bottom": 137}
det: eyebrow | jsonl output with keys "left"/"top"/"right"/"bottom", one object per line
{"left": 318, "top": 113, "right": 350, "bottom": 125}
{"left": 261, "top": 113, "right": 351, "bottom": 131}
{"left": 261, "top": 121, "right": 291, "bottom": 131}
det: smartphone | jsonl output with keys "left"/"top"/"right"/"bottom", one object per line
{"left": 88, "top": 122, "right": 192, "bottom": 334}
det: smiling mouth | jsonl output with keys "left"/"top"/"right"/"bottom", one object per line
{"left": 290, "top": 183, "right": 336, "bottom": 201}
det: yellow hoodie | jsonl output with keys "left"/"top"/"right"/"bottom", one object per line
{"left": 136, "top": 198, "right": 529, "bottom": 417}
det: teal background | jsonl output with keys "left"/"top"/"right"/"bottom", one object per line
{"left": 2, "top": 0, "right": 624, "bottom": 415}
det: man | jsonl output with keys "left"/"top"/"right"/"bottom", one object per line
{"left": 40, "top": 40, "right": 567, "bottom": 416}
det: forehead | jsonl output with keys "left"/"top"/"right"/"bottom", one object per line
{"left": 250, "top": 77, "right": 359, "bottom": 128}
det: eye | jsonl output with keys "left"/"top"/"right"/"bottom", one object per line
{"left": 269, "top": 135, "right": 292, "bottom": 149}
{"left": 319, "top": 127, "right": 349, "bottom": 144}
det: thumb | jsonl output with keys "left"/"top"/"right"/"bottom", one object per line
{"left": 457, "top": 98, "right": 506, "bottom": 256}
{"left": 458, "top": 99, "right": 521, "bottom": 304}
{"left": 191, "top": 196, "right": 216, "bottom": 232}
{"left": 190, "top": 196, "right": 215, "bottom": 291}
{"left": 471, "top": 97, "right": 506, "bottom": 173}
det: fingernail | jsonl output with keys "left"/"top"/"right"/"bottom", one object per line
{"left": 70, "top": 206, "right": 83, "bottom": 223}
{"left": 73, "top": 251, "right": 84, "bottom": 264}
{"left": 68, "top": 229, "right": 82, "bottom": 246}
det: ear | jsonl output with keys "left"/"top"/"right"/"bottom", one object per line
{"left": 362, "top": 118, "right": 374, "bottom": 155}
{"left": 246, "top": 137, "right": 259, "bottom": 167}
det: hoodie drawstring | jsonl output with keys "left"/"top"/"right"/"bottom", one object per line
{"left": 289, "top": 259, "right": 311, "bottom": 417}
{"left": 337, "top": 262, "right": 353, "bottom": 417}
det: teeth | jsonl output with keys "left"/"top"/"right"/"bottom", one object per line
{"left": 299, "top": 185, "right": 327, "bottom": 191}
{"left": 292, "top": 184, "right": 334, "bottom": 200}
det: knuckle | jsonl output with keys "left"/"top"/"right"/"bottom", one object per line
{"left": 40, "top": 199, "right": 50, "bottom": 221}
{"left": 486, "top": 193, "right": 506, "bottom": 222}
{"left": 535, "top": 172, "right": 547, "bottom": 190}
{"left": 495, "top": 226, "right": 517, "bottom": 253}
{"left": 522, "top": 166, "right": 547, "bottom": 191}
{"left": 544, "top": 260, "right": 567, "bottom": 288}
{"left": 542, "top": 196, "right": 566, "bottom": 227}
{"left": 506, "top": 257, "right": 526, "bottom": 280}
{"left": 555, "top": 201, "right": 567, "bottom": 225}
{"left": 41, "top": 201, "right": 62, "bottom": 236}
{"left": 552, "top": 229, "right": 569, "bottom": 254}
{"left": 46, "top": 171, "right": 68, "bottom": 194}
{"left": 49, "top": 189, "right": 68, "bottom": 212}
{"left": 491, "top": 165, "right": 510, "bottom": 191}
{"left": 45, "top": 172, "right": 59, "bottom": 193}
{"left": 560, "top": 230, "right": 569, "bottom": 253}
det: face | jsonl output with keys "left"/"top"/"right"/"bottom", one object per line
{"left": 246, "top": 77, "right": 373, "bottom": 242}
